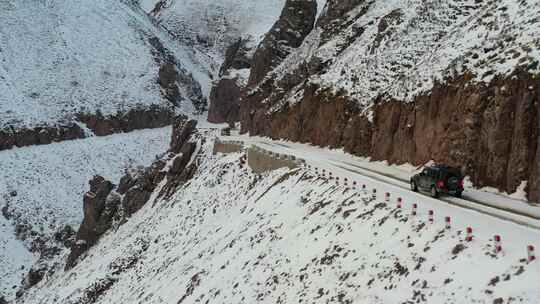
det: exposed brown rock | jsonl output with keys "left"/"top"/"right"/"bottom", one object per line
{"left": 0, "top": 105, "right": 175, "bottom": 152}
{"left": 208, "top": 39, "right": 254, "bottom": 124}
{"left": 248, "top": 0, "right": 317, "bottom": 87}
{"left": 241, "top": 72, "right": 540, "bottom": 203}
{"left": 66, "top": 175, "right": 115, "bottom": 269}
{"left": 207, "top": 78, "right": 242, "bottom": 123}
{"left": 76, "top": 105, "right": 175, "bottom": 137}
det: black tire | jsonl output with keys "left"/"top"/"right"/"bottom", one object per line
{"left": 410, "top": 180, "right": 418, "bottom": 192}
{"left": 454, "top": 191, "right": 462, "bottom": 198}
{"left": 430, "top": 186, "right": 439, "bottom": 198}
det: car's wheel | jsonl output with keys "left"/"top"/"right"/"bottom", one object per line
{"left": 454, "top": 191, "right": 462, "bottom": 198}
{"left": 430, "top": 186, "right": 439, "bottom": 198}
{"left": 410, "top": 180, "right": 418, "bottom": 192}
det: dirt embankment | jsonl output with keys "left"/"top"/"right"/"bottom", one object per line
{"left": 241, "top": 72, "right": 540, "bottom": 203}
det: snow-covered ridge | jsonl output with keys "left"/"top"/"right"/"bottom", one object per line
{"left": 275, "top": 0, "right": 540, "bottom": 107}
{"left": 0, "top": 0, "right": 204, "bottom": 129}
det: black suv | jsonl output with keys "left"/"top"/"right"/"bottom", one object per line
{"left": 410, "top": 165, "right": 464, "bottom": 198}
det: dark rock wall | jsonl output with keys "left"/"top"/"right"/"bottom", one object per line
{"left": 247, "top": 0, "right": 318, "bottom": 87}
{"left": 0, "top": 105, "right": 175, "bottom": 152}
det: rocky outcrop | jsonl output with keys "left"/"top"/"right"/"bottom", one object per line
{"left": 76, "top": 105, "right": 175, "bottom": 136}
{"left": 66, "top": 176, "right": 116, "bottom": 269}
{"left": 208, "top": 78, "right": 242, "bottom": 123}
{"left": 0, "top": 105, "right": 175, "bottom": 152}
{"left": 65, "top": 116, "right": 201, "bottom": 269}
{"left": 208, "top": 39, "right": 253, "bottom": 124}
{"left": 0, "top": 123, "right": 86, "bottom": 151}
{"left": 248, "top": 0, "right": 318, "bottom": 87}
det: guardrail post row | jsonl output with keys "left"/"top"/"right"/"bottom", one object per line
{"left": 445, "top": 216, "right": 451, "bottom": 229}
{"left": 528, "top": 245, "right": 536, "bottom": 262}
{"left": 465, "top": 227, "right": 473, "bottom": 242}
{"left": 494, "top": 235, "right": 502, "bottom": 253}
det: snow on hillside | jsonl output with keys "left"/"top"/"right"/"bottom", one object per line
{"left": 0, "top": 127, "right": 171, "bottom": 298}
{"left": 21, "top": 142, "right": 540, "bottom": 303}
{"left": 275, "top": 0, "right": 540, "bottom": 109}
{"left": 0, "top": 0, "right": 203, "bottom": 129}
{"left": 140, "top": 0, "right": 286, "bottom": 65}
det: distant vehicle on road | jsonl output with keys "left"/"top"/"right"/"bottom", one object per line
{"left": 410, "top": 165, "right": 464, "bottom": 198}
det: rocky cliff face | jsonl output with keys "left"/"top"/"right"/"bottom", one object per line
{"left": 247, "top": 0, "right": 318, "bottom": 87}
{"left": 238, "top": 0, "right": 540, "bottom": 202}
{"left": 65, "top": 116, "right": 200, "bottom": 270}
{"left": 207, "top": 39, "right": 252, "bottom": 123}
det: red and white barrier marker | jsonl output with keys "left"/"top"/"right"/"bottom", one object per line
{"left": 494, "top": 235, "right": 502, "bottom": 254}
{"left": 362, "top": 184, "right": 366, "bottom": 190}
{"left": 344, "top": 178, "right": 348, "bottom": 186}
{"left": 428, "top": 210, "right": 434, "bottom": 224}
{"left": 445, "top": 216, "right": 451, "bottom": 229}
{"left": 411, "top": 203, "right": 418, "bottom": 216}
{"left": 397, "top": 197, "right": 403, "bottom": 208}
{"left": 372, "top": 189, "right": 377, "bottom": 199}
{"left": 465, "top": 227, "right": 473, "bottom": 242}
{"left": 527, "top": 245, "right": 536, "bottom": 262}
{"left": 329, "top": 172, "right": 333, "bottom": 180}
{"left": 353, "top": 181, "right": 357, "bottom": 188}
{"left": 385, "top": 192, "right": 390, "bottom": 202}
{"left": 336, "top": 177, "right": 340, "bottom": 185}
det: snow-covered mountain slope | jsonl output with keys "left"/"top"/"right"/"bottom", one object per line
{"left": 271, "top": 0, "right": 540, "bottom": 107}
{"left": 0, "top": 127, "right": 171, "bottom": 298}
{"left": 0, "top": 0, "right": 204, "bottom": 131}
{"left": 20, "top": 139, "right": 540, "bottom": 303}
{"left": 140, "top": 0, "right": 287, "bottom": 69}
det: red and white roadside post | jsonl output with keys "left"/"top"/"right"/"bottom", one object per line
{"left": 329, "top": 172, "right": 333, "bottom": 180}
{"left": 362, "top": 184, "right": 367, "bottom": 191}
{"left": 527, "top": 245, "right": 536, "bottom": 262}
{"left": 428, "top": 210, "right": 434, "bottom": 224}
{"left": 411, "top": 203, "right": 418, "bottom": 216}
{"left": 396, "top": 197, "right": 403, "bottom": 209}
{"left": 385, "top": 192, "right": 390, "bottom": 202}
{"left": 465, "top": 227, "right": 473, "bottom": 242}
{"left": 322, "top": 169, "right": 326, "bottom": 177}
{"left": 445, "top": 216, "right": 451, "bottom": 229}
{"left": 372, "top": 188, "right": 377, "bottom": 199}
{"left": 353, "top": 181, "right": 357, "bottom": 189}
{"left": 344, "top": 178, "right": 349, "bottom": 187}
{"left": 494, "top": 235, "right": 502, "bottom": 254}
{"left": 336, "top": 176, "right": 340, "bottom": 185}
